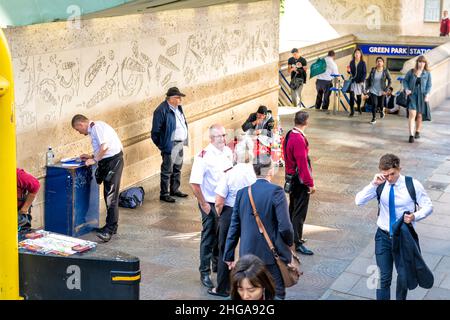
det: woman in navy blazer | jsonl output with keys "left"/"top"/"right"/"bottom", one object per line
{"left": 403, "top": 55, "right": 432, "bottom": 143}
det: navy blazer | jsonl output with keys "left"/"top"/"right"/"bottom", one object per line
{"left": 392, "top": 217, "right": 434, "bottom": 290}
{"left": 223, "top": 179, "right": 294, "bottom": 266}
{"left": 151, "top": 100, "right": 188, "bottom": 154}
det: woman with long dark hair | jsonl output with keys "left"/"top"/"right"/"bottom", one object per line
{"left": 365, "top": 57, "right": 392, "bottom": 124}
{"left": 229, "top": 255, "right": 276, "bottom": 300}
{"left": 347, "top": 48, "right": 367, "bottom": 117}
{"left": 403, "top": 55, "right": 432, "bottom": 143}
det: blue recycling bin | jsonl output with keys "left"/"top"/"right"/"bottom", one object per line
{"left": 45, "top": 163, "right": 99, "bottom": 236}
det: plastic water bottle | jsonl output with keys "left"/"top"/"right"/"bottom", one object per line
{"left": 46, "top": 147, "right": 55, "bottom": 166}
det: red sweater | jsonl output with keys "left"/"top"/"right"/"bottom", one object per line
{"left": 441, "top": 18, "right": 450, "bottom": 35}
{"left": 17, "top": 168, "right": 40, "bottom": 209}
{"left": 283, "top": 129, "right": 314, "bottom": 187}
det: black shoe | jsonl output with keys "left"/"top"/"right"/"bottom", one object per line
{"left": 380, "top": 111, "right": 385, "bottom": 118}
{"left": 358, "top": 108, "right": 362, "bottom": 114}
{"left": 170, "top": 191, "right": 188, "bottom": 198}
{"left": 415, "top": 131, "right": 420, "bottom": 139}
{"left": 349, "top": 113, "right": 354, "bottom": 117}
{"left": 296, "top": 244, "right": 314, "bottom": 255}
{"left": 207, "top": 288, "right": 229, "bottom": 297}
{"left": 160, "top": 195, "right": 176, "bottom": 203}
{"left": 201, "top": 274, "right": 214, "bottom": 288}
{"left": 95, "top": 225, "right": 117, "bottom": 234}
{"left": 96, "top": 231, "right": 113, "bottom": 242}
{"left": 409, "top": 135, "right": 414, "bottom": 143}
{"left": 370, "top": 118, "right": 376, "bottom": 124}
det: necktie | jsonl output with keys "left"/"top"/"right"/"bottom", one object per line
{"left": 389, "top": 184, "right": 396, "bottom": 236}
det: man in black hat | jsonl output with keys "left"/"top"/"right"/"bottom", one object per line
{"left": 288, "top": 48, "right": 307, "bottom": 108}
{"left": 151, "top": 87, "right": 189, "bottom": 203}
{"left": 241, "top": 105, "right": 274, "bottom": 137}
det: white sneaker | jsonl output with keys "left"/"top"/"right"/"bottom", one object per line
{"left": 370, "top": 119, "right": 376, "bottom": 124}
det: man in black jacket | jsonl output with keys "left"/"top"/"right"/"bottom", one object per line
{"left": 241, "top": 105, "right": 274, "bottom": 137}
{"left": 151, "top": 87, "right": 189, "bottom": 203}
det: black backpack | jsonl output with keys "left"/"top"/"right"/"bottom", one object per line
{"left": 376, "top": 176, "right": 418, "bottom": 216}
{"left": 119, "top": 187, "right": 145, "bottom": 209}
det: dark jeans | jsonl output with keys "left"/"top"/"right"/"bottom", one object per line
{"left": 266, "top": 263, "right": 285, "bottom": 299}
{"left": 199, "top": 202, "right": 219, "bottom": 276}
{"left": 349, "top": 91, "right": 362, "bottom": 114}
{"left": 216, "top": 205, "right": 233, "bottom": 294}
{"left": 375, "top": 228, "right": 408, "bottom": 300}
{"left": 160, "top": 141, "right": 183, "bottom": 196}
{"left": 370, "top": 93, "right": 384, "bottom": 120}
{"left": 315, "top": 79, "right": 332, "bottom": 110}
{"left": 289, "top": 182, "right": 310, "bottom": 247}
{"left": 102, "top": 155, "right": 124, "bottom": 233}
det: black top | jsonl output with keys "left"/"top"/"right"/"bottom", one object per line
{"left": 288, "top": 56, "right": 307, "bottom": 83}
{"left": 415, "top": 77, "right": 421, "bottom": 87}
{"left": 349, "top": 59, "right": 367, "bottom": 83}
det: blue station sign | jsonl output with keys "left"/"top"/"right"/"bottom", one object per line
{"left": 359, "top": 44, "right": 434, "bottom": 56}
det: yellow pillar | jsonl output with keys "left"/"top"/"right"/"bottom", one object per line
{"left": 0, "top": 29, "right": 20, "bottom": 300}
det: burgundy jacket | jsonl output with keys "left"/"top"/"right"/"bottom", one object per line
{"left": 283, "top": 128, "right": 314, "bottom": 187}
{"left": 440, "top": 18, "right": 450, "bottom": 35}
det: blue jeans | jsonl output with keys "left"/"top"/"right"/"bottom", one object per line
{"left": 375, "top": 228, "right": 408, "bottom": 300}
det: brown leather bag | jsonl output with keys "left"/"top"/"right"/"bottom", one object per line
{"left": 247, "top": 186, "right": 303, "bottom": 288}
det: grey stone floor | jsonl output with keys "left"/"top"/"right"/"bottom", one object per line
{"left": 82, "top": 100, "right": 450, "bottom": 300}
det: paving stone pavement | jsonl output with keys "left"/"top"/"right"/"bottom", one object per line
{"left": 81, "top": 100, "right": 450, "bottom": 300}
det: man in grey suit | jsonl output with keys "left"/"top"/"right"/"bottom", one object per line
{"left": 223, "top": 156, "right": 294, "bottom": 299}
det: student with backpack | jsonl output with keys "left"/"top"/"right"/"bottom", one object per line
{"left": 355, "top": 154, "right": 433, "bottom": 300}
{"left": 365, "top": 57, "right": 392, "bottom": 124}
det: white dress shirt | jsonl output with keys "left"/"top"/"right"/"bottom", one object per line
{"left": 317, "top": 56, "right": 339, "bottom": 81}
{"left": 355, "top": 175, "right": 433, "bottom": 232}
{"left": 215, "top": 163, "right": 257, "bottom": 208}
{"left": 189, "top": 143, "right": 234, "bottom": 203}
{"left": 88, "top": 121, "right": 123, "bottom": 160}
{"left": 168, "top": 103, "right": 188, "bottom": 142}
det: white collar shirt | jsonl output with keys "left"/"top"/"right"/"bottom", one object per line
{"left": 87, "top": 121, "right": 123, "bottom": 160}
{"left": 168, "top": 103, "right": 188, "bottom": 142}
{"left": 355, "top": 175, "right": 433, "bottom": 232}
{"left": 215, "top": 163, "right": 257, "bottom": 207}
{"left": 189, "top": 143, "right": 234, "bottom": 203}
{"left": 317, "top": 56, "right": 339, "bottom": 81}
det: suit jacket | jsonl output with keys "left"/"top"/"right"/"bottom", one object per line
{"left": 223, "top": 179, "right": 294, "bottom": 265}
{"left": 392, "top": 217, "right": 434, "bottom": 290}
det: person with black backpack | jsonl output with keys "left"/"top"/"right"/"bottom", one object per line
{"left": 365, "top": 57, "right": 392, "bottom": 124}
{"left": 355, "top": 154, "right": 433, "bottom": 300}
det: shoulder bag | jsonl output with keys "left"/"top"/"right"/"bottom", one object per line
{"left": 247, "top": 186, "right": 302, "bottom": 287}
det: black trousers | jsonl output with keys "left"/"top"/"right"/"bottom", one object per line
{"left": 160, "top": 141, "right": 183, "bottom": 196}
{"left": 315, "top": 79, "right": 332, "bottom": 110}
{"left": 370, "top": 93, "right": 384, "bottom": 120}
{"left": 349, "top": 91, "right": 362, "bottom": 114}
{"left": 289, "top": 182, "right": 310, "bottom": 247}
{"left": 266, "top": 263, "right": 286, "bottom": 299}
{"left": 98, "top": 153, "right": 124, "bottom": 233}
{"left": 216, "top": 205, "right": 233, "bottom": 294}
{"left": 199, "top": 202, "right": 219, "bottom": 275}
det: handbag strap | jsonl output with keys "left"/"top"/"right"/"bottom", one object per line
{"left": 247, "top": 186, "right": 279, "bottom": 258}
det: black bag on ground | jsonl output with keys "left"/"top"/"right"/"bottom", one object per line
{"left": 119, "top": 187, "right": 145, "bottom": 209}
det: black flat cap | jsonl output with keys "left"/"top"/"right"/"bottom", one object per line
{"left": 166, "top": 87, "right": 186, "bottom": 97}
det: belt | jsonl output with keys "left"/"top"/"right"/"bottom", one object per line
{"left": 379, "top": 228, "right": 392, "bottom": 239}
{"left": 173, "top": 140, "right": 184, "bottom": 143}
{"left": 98, "top": 150, "right": 123, "bottom": 165}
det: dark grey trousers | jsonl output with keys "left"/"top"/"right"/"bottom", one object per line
{"left": 160, "top": 141, "right": 184, "bottom": 196}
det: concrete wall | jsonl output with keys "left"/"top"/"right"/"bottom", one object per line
{"left": 4, "top": 0, "right": 280, "bottom": 228}
{"left": 402, "top": 42, "right": 450, "bottom": 109}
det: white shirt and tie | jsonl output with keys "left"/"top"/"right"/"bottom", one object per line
{"left": 355, "top": 175, "right": 433, "bottom": 233}
{"left": 88, "top": 121, "right": 123, "bottom": 160}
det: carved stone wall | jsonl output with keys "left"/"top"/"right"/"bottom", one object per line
{"left": 4, "top": 0, "right": 280, "bottom": 227}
